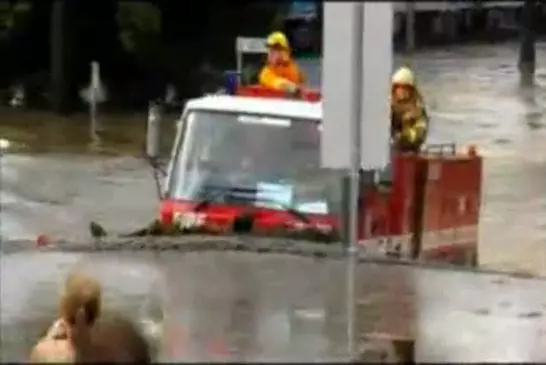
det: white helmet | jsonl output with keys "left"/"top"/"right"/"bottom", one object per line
{"left": 392, "top": 67, "right": 415, "bottom": 86}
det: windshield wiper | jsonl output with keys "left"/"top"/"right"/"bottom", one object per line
{"left": 193, "top": 185, "right": 255, "bottom": 212}
{"left": 254, "top": 197, "right": 311, "bottom": 224}
{"left": 193, "top": 185, "right": 311, "bottom": 224}
{"left": 192, "top": 185, "right": 336, "bottom": 241}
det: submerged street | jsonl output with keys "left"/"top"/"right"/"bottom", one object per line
{"left": 1, "top": 42, "right": 546, "bottom": 361}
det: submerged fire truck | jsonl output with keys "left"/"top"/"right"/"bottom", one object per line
{"left": 142, "top": 39, "right": 482, "bottom": 268}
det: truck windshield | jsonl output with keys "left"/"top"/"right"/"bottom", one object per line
{"left": 166, "top": 110, "right": 342, "bottom": 215}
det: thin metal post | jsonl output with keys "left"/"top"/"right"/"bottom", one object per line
{"left": 236, "top": 47, "right": 243, "bottom": 84}
{"left": 90, "top": 98, "right": 97, "bottom": 141}
{"left": 346, "top": 247, "right": 358, "bottom": 360}
{"left": 346, "top": 4, "right": 365, "bottom": 361}
{"left": 0, "top": 148, "right": 3, "bottom": 240}
{"left": 339, "top": 174, "right": 351, "bottom": 246}
{"left": 348, "top": 3, "right": 364, "bottom": 255}
{"left": 0, "top": 139, "right": 9, "bottom": 240}
{"left": 146, "top": 101, "right": 164, "bottom": 199}
{"left": 519, "top": 0, "right": 536, "bottom": 86}
{"left": 89, "top": 61, "right": 101, "bottom": 144}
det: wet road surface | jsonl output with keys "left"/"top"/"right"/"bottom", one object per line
{"left": 1, "top": 153, "right": 156, "bottom": 240}
{"left": 1, "top": 42, "right": 546, "bottom": 361}
{"left": 1, "top": 245, "right": 545, "bottom": 362}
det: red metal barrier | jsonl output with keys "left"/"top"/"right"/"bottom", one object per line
{"left": 417, "top": 152, "right": 482, "bottom": 264}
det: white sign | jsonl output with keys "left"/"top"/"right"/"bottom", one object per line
{"left": 360, "top": 2, "right": 392, "bottom": 170}
{"left": 321, "top": 3, "right": 392, "bottom": 170}
{"left": 174, "top": 212, "right": 206, "bottom": 229}
{"left": 321, "top": 2, "right": 358, "bottom": 170}
{"left": 236, "top": 37, "right": 268, "bottom": 54}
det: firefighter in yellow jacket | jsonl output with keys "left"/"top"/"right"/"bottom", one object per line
{"left": 390, "top": 66, "right": 429, "bottom": 152}
{"left": 258, "top": 31, "right": 304, "bottom": 93}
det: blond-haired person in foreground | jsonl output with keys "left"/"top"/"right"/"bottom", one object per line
{"left": 29, "top": 272, "right": 151, "bottom": 363}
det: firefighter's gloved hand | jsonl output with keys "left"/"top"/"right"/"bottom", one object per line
{"left": 282, "top": 81, "right": 300, "bottom": 97}
{"left": 401, "top": 128, "right": 417, "bottom": 143}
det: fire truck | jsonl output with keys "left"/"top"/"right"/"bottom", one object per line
{"left": 141, "top": 37, "right": 482, "bottom": 268}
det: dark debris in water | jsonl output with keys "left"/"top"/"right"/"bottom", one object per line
{"left": 518, "top": 311, "right": 542, "bottom": 319}
{"left": 88, "top": 218, "right": 340, "bottom": 245}
{"left": 1, "top": 235, "right": 543, "bottom": 282}
{"left": 473, "top": 308, "right": 491, "bottom": 316}
{"left": 492, "top": 138, "right": 511, "bottom": 145}
{"left": 508, "top": 270, "right": 536, "bottom": 279}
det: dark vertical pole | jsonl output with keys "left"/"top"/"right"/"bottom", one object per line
{"left": 339, "top": 173, "right": 351, "bottom": 247}
{"left": 50, "top": 0, "right": 75, "bottom": 113}
{"left": 0, "top": 144, "right": 4, "bottom": 240}
{"left": 519, "top": 0, "right": 536, "bottom": 86}
{"left": 50, "top": 0, "right": 67, "bottom": 112}
{"left": 405, "top": 2, "right": 416, "bottom": 52}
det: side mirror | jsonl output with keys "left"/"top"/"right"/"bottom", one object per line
{"left": 145, "top": 101, "right": 167, "bottom": 199}
{"left": 146, "top": 101, "right": 162, "bottom": 160}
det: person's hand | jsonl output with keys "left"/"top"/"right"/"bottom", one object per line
{"left": 402, "top": 109, "right": 419, "bottom": 122}
{"left": 284, "top": 81, "right": 298, "bottom": 93}
{"left": 45, "top": 319, "right": 69, "bottom": 340}
{"left": 282, "top": 81, "right": 300, "bottom": 97}
{"left": 401, "top": 128, "right": 417, "bottom": 143}
{"left": 69, "top": 308, "right": 93, "bottom": 347}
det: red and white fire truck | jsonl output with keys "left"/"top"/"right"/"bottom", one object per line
{"left": 145, "top": 71, "right": 482, "bottom": 267}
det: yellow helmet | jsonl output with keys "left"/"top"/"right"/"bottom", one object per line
{"left": 391, "top": 67, "right": 415, "bottom": 86}
{"left": 266, "top": 31, "right": 290, "bottom": 50}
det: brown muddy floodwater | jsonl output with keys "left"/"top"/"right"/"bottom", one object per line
{"left": 1, "top": 42, "right": 546, "bottom": 362}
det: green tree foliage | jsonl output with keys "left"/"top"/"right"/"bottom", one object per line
{"left": 0, "top": 1, "right": 31, "bottom": 42}
{"left": 114, "top": 1, "right": 284, "bottom": 99}
{"left": 2, "top": 0, "right": 285, "bottom": 109}
{"left": 116, "top": 2, "right": 167, "bottom": 100}
{"left": 117, "top": 2, "right": 161, "bottom": 56}
{"left": 0, "top": 1, "right": 33, "bottom": 89}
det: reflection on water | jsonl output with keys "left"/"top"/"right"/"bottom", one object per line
{"left": 1, "top": 249, "right": 545, "bottom": 362}
{"left": 0, "top": 108, "right": 176, "bottom": 155}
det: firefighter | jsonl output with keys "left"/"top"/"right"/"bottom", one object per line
{"left": 390, "top": 66, "right": 429, "bottom": 153}
{"left": 258, "top": 31, "right": 304, "bottom": 94}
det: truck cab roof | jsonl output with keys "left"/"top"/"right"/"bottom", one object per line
{"left": 185, "top": 94, "right": 322, "bottom": 121}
